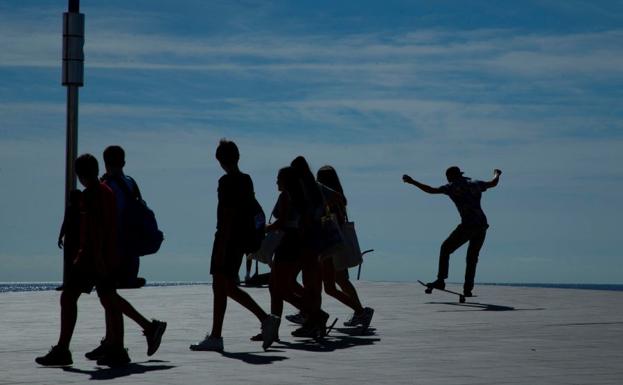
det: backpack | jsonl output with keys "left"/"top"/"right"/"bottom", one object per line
{"left": 241, "top": 196, "right": 266, "bottom": 254}
{"left": 110, "top": 175, "right": 164, "bottom": 257}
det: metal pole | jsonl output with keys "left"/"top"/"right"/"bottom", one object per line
{"left": 63, "top": 0, "right": 84, "bottom": 206}
{"left": 65, "top": 87, "right": 78, "bottom": 204}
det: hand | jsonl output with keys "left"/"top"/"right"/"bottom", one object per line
{"left": 494, "top": 169, "right": 502, "bottom": 177}
{"left": 402, "top": 174, "right": 415, "bottom": 184}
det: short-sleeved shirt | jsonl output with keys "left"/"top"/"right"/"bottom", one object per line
{"left": 216, "top": 172, "right": 254, "bottom": 242}
{"left": 79, "top": 182, "right": 119, "bottom": 278}
{"left": 211, "top": 172, "right": 254, "bottom": 277}
{"left": 271, "top": 191, "right": 300, "bottom": 229}
{"left": 439, "top": 178, "right": 489, "bottom": 227}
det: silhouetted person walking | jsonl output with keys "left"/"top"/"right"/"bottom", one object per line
{"left": 263, "top": 166, "right": 306, "bottom": 342}
{"left": 316, "top": 165, "right": 374, "bottom": 329}
{"left": 403, "top": 167, "right": 502, "bottom": 296}
{"left": 36, "top": 154, "right": 124, "bottom": 367}
{"left": 190, "top": 139, "right": 278, "bottom": 352}
{"left": 85, "top": 145, "right": 167, "bottom": 363}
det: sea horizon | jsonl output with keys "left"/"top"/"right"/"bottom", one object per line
{"left": 1, "top": 281, "right": 622, "bottom": 294}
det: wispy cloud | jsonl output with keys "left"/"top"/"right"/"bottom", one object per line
{"left": 4, "top": 7, "right": 623, "bottom": 79}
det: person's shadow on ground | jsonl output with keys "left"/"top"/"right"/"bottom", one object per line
{"left": 428, "top": 302, "right": 545, "bottom": 312}
{"left": 61, "top": 360, "right": 175, "bottom": 380}
{"left": 274, "top": 330, "right": 380, "bottom": 353}
{"left": 220, "top": 351, "right": 288, "bottom": 365}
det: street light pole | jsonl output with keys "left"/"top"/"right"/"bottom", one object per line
{"left": 62, "top": 0, "right": 84, "bottom": 206}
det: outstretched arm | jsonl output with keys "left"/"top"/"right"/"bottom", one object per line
{"left": 402, "top": 174, "right": 443, "bottom": 194}
{"left": 484, "top": 169, "right": 502, "bottom": 189}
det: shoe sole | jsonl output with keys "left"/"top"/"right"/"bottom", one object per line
{"left": 189, "top": 342, "right": 224, "bottom": 352}
{"left": 189, "top": 346, "right": 224, "bottom": 352}
{"left": 35, "top": 360, "right": 73, "bottom": 367}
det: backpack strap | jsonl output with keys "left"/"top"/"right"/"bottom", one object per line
{"left": 126, "top": 176, "right": 143, "bottom": 201}
{"left": 105, "top": 174, "right": 140, "bottom": 202}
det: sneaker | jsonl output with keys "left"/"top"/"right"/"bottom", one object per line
{"left": 291, "top": 324, "right": 319, "bottom": 338}
{"left": 285, "top": 312, "right": 306, "bottom": 325}
{"left": 35, "top": 345, "right": 73, "bottom": 366}
{"left": 145, "top": 319, "right": 167, "bottom": 356}
{"left": 343, "top": 312, "right": 359, "bottom": 327}
{"left": 344, "top": 308, "right": 370, "bottom": 327}
{"left": 292, "top": 311, "right": 328, "bottom": 338}
{"left": 463, "top": 289, "right": 473, "bottom": 297}
{"left": 85, "top": 339, "right": 110, "bottom": 361}
{"left": 189, "top": 335, "right": 224, "bottom": 352}
{"left": 316, "top": 311, "right": 329, "bottom": 336}
{"left": 96, "top": 346, "right": 130, "bottom": 367}
{"left": 359, "top": 307, "right": 375, "bottom": 329}
{"left": 261, "top": 315, "right": 280, "bottom": 351}
{"left": 426, "top": 279, "right": 446, "bottom": 290}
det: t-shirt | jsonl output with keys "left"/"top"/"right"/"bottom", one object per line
{"left": 271, "top": 191, "right": 300, "bottom": 229}
{"left": 216, "top": 172, "right": 254, "bottom": 240}
{"left": 79, "top": 182, "right": 118, "bottom": 275}
{"left": 439, "top": 178, "right": 489, "bottom": 226}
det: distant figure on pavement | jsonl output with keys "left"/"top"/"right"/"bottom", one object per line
{"left": 402, "top": 167, "right": 502, "bottom": 297}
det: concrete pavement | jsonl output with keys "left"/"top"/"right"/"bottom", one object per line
{"left": 1, "top": 282, "right": 622, "bottom": 384}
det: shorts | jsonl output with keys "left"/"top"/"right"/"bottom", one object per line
{"left": 63, "top": 260, "right": 117, "bottom": 296}
{"left": 210, "top": 237, "right": 244, "bottom": 279}
{"left": 274, "top": 229, "right": 302, "bottom": 264}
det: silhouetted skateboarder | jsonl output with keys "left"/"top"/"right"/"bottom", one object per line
{"left": 403, "top": 167, "right": 502, "bottom": 297}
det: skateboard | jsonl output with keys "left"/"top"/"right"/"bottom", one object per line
{"left": 417, "top": 280, "right": 470, "bottom": 303}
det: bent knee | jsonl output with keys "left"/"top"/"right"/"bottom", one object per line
{"left": 323, "top": 285, "right": 339, "bottom": 297}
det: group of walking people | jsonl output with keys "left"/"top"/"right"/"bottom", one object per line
{"left": 36, "top": 139, "right": 375, "bottom": 366}
{"left": 189, "top": 140, "right": 374, "bottom": 353}
{"left": 36, "top": 138, "right": 501, "bottom": 367}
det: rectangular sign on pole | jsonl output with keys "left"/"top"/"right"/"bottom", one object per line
{"left": 62, "top": 12, "right": 84, "bottom": 86}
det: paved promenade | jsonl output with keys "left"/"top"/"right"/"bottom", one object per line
{"left": 1, "top": 282, "right": 622, "bottom": 385}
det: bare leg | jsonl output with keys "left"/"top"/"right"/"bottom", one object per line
{"left": 225, "top": 277, "right": 268, "bottom": 321}
{"left": 116, "top": 294, "right": 152, "bottom": 331}
{"left": 322, "top": 260, "right": 363, "bottom": 313}
{"left": 57, "top": 289, "right": 81, "bottom": 349}
{"left": 335, "top": 271, "right": 364, "bottom": 310}
{"left": 300, "top": 250, "right": 324, "bottom": 322}
{"left": 269, "top": 265, "right": 284, "bottom": 317}
{"left": 270, "top": 261, "right": 303, "bottom": 317}
{"left": 210, "top": 274, "right": 228, "bottom": 338}
{"left": 99, "top": 291, "right": 124, "bottom": 347}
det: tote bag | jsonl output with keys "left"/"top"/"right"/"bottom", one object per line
{"left": 330, "top": 220, "right": 362, "bottom": 270}
{"left": 248, "top": 229, "right": 283, "bottom": 264}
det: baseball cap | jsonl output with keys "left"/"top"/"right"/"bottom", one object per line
{"left": 445, "top": 166, "right": 464, "bottom": 179}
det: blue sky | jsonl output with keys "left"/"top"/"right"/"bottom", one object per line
{"left": 1, "top": 1, "right": 622, "bottom": 284}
